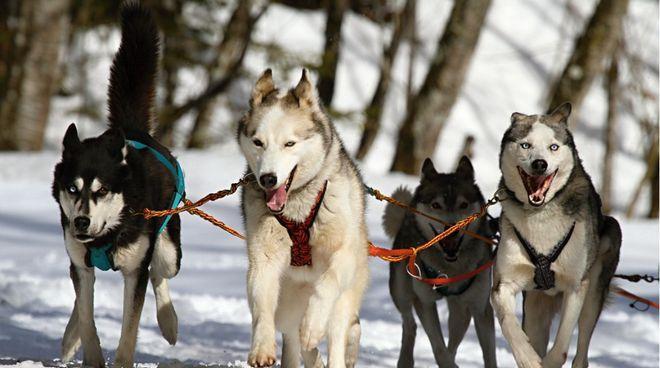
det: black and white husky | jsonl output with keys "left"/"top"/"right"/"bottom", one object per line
{"left": 52, "top": 5, "right": 182, "bottom": 367}
{"left": 383, "top": 157, "right": 497, "bottom": 368}
{"left": 491, "top": 103, "right": 621, "bottom": 368}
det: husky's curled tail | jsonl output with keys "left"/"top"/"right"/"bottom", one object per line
{"left": 108, "top": 4, "right": 159, "bottom": 135}
{"left": 382, "top": 186, "right": 413, "bottom": 239}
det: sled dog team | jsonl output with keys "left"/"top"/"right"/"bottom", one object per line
{"left": 51, "top": 5, "right": 621, "bottom": 368}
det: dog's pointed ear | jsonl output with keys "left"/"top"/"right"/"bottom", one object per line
{"left": 100, "top": 128, "right": 126, "bottom": 158}
{"left": 421, "top": 158, "right": 437, "bottom": 181}
{"left": 291, "top": 69, "right": 317, "bottom": 109}
{"left": 250, "top": 69, "right": 276, "bottom": 108}
{"left": 548, "top": 102, "right": 572, "bottom": 125}
{"left": 455, "top": 156, "right": 474, "bottom": 181}
{"left": 510, "top": 112, "right": 528, "bottom": 124}
{"left": 63, "top": 123, "right": 80, "bottom": 151}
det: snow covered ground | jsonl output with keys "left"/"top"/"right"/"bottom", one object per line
{"left": 1, "top": 0, "right": 658, "bottom": 366}
{"left": 0, "top": 148, "right": 657, "bottom": 368}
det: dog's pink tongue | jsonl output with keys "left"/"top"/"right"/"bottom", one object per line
{"left": 266, "top": 185, "right": 288, "bottom": 211}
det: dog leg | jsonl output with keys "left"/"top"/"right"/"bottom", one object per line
{"left": 543, "top": 279, "right": 589, "bottom": 368}
{"left": 300, "top": 250, "right": 356, "bottom": 352}
{"left": 471, "top": 300, "right": 497, "bottom": 368}
{"left": 344, "top": 317, "right": 361, "bottom": 368}
{"left": 282, "top": 333, "right": 302, "bottom": 368}
{"left": 302, "top": 348, "right": 325, "bottom": 368}
{"left": 571, "top": 264, "right": 602, "bottom": 368}
{"left": 396, "top": 304, "right": 417, "bottom": 368}
{"left": 492, "top": 280, "right": 541, "bottom": 368}
{"left": 62, "top": 301, "right": 82, "bottom": 362}
{"left": 72, "top": 266, "right": 105, "bottom": 367}
{"left": 413, "top": 299, "right": 456, "bottom": 368}
{"left": 150, "top": 271, "right": 178, "bottom": 345}
{"left": 62, "top": 264, "right": 82, "bottom": 363}
{"left": 522, "top": 290, "right": 557, "bottom": 357}
{"left": 247, "top": 258, "right": 281, "bottom": 367}
{"left": 447, "top": 298, "right": 471, "bottom": 357}
{"left": 326, "top": 299, "right": 351, "bottom": 368}
{"left": 114, "top": 267, "right": 149, "bottom": 368}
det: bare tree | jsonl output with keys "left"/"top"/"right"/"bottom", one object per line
{"left": 355, "top": 0, "right": 413, "bottom": 160}
{"left": 455, "top": 135, "right": 475, "bottom": 168}
{"left": 625, "top": 131, "right": 658, "bottom": 218}
{"left": 546, "top": 0, "right": 629, "bottom": 116}
{"left": 316, "top": 0, "right": 349, "bottom": 107}
{"left": 600, "top": 50, "right": 619, "bottom": 214}
{"left": 0, "top": 0, "right": 71, "bottom": 150}
{"left": 390, "top": 0, "right": 492, "bottom": 174}
{"left": 187, "top": 0, "right": 258, "bottom": 149}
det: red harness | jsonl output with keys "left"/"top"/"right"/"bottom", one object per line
{"left": 274, "top": 181, "right": 328, "bottom": 266}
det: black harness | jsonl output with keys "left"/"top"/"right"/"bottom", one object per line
{"left": 513, "top": 222, "right": 576, "bottom": 290}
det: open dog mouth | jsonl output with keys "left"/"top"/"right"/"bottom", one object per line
{"left": 517, "top": 167, "right": 557, "bottom": 206}
{"left": 264, "top": 166, "right": 297, "bottom": 214}
{"left": 430, "top": 223, "right": 464, "bottom": 262}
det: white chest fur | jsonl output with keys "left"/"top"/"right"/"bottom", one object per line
{"left": 499, "top": 202, "right": 589, "bottom": 288}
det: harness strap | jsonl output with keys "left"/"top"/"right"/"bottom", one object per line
{"left": 87, "top": 139, "right": 185, "bottom": 271}
{"left": 419, "top": 259, "right": 478, "bottom": 296}
{"left": 513, "top": 222, "right": 575, "bottom": 290}
{"left": 275, "top": 181, "right": 328, "bottom": 267}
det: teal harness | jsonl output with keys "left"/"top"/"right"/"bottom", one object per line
{"left": 87, "top": 139, "right": 185, "bottom": 271}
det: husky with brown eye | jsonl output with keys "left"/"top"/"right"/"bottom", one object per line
{"left": 52, "top": 5, "right": 182, "bottom": 367}
{"left": 238, "top": 69, "right": 369, "bottom": 368}
{"left": 492, "top": 103, "right": 622, "bottom": 368}
{"left": 382, "top": 156, "right": 497, "bottom": 368}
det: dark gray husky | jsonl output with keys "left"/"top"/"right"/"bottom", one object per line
{"left": 383, "top": 157, "right": 496, "bottom": 368}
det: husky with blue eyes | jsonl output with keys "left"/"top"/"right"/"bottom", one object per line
{"left": 492, "top": 103, "right": 621, "bottom": 368}
{"left": 52, "top": 5, "right": 181, "bottom": 367}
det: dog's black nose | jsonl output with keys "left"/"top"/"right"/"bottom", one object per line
{"left": 531, "top": 159, "right": 548, "bottom": 174}
{"left": 259, "top": 173, "right": 278, "bottom": 189}
{"left": 74, "top": 216, "right": 90, "bottom": 231}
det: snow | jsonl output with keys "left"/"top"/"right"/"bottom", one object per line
{"left": 2, "top": 0, "right": 659, "bottom": 366}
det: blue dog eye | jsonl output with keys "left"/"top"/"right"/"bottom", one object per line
{"left": 67, "top": 185, "right": 78, "bottom": 194}
{"left": 550, "top": 144, "right": 559, "bottom": 151}
{"left": 520, "top": 142, "right": 531, "bottom": 149}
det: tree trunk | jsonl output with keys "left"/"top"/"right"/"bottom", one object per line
{"left": 187, "top": 0, "right": 255, "bottom": 149}
{"left": 625, "top": 133, "right": 658, "bottom": 218}
{"left": 0, "top": 0, "right": 70, "bottom": 151}
{"left": 316, "top": 0, "right": 348, "bottom": 107}
{"left": 546, "top": 0, "right": 629, "bottom": 117}
{"left": 355, "top": 0, "right": 411, "bottom": 160}
{"left": 455, "top": 135, "right": 475, "bottom": 168}
{"left": 649, "top": 155, "right": 658, "bottom": 218}
{"left": 390, "top": 0, "right": 491, "bottom": 174}
{"left": 600, "top": 53, "right": 619, "bottom": 214}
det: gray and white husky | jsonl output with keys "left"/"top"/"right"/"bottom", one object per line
{"left": 383, "top": 157, "right": 497, "bottom": 368}
{"left": 238, "top": 69, "right": 369, "bottom": 368}
{"left": 491, "top": 103, "right": 621, "bottom": 368}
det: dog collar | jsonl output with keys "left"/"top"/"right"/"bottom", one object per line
{"left": 513, "top": 222, "right": 575, "bottom": 290}
{"left": 86, "top": 139, "right": 185, "bottom": 271}
{"left": 275, "top": 181, "right": 328, "bottom": 267}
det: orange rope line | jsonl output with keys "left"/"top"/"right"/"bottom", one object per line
{"left": 366, "top": 186, "right": 497, "bottom": 246}
{"left": 138, "top": 178, "right": 659, "bottom": 310}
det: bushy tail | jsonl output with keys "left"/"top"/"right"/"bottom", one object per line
{"left": 382, "top": 186, "right": 413, "bottom": 239}
{"left": 107, "top": 2, "right": 159, "bottom": 134}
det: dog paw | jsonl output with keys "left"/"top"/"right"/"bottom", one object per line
{"left": 157, "top": 304, "right": 178, "bottom": 345}
{"left": 542, "top": 349, "right": 567, "bottom": 368}
{"left": 82, "top": 352, "right": 106, "bottom": 368}
{"left": 437, "top": 354, "right": 458, "bottom": 368}
{"left": 248, "top": 340, "right": 277, "bottom": 367}
{"left": 512, "top": 343, "right": 542, "bottom": 368}
{"left": 112, "top": 359, "right": 134, "bottom": 368}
